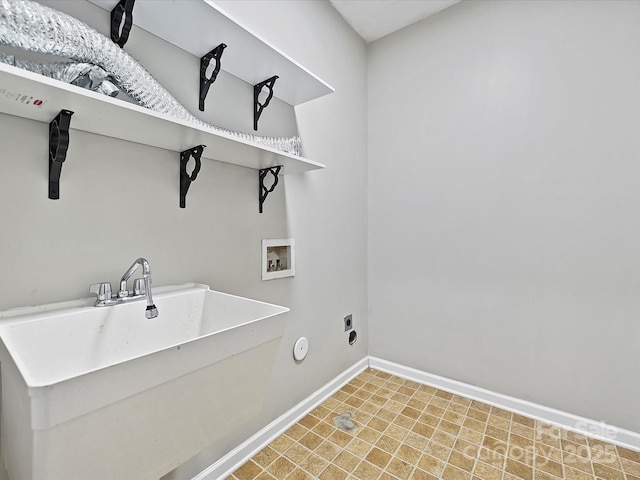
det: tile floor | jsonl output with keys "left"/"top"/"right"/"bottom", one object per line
{"left": 227, "top": 368, "right": 640, "bottom": 480}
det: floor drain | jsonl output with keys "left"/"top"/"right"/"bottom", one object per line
{"left": 333, "top": 412, "right": 356, "bottom": 431}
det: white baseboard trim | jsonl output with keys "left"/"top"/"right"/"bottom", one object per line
{"left": 194, "top": 355, "right": 640, "bottom": 479}
{"left": 368, "top": 356, "right": 640, "bottom": 452}
{"left": 192, "top": 357, "right": 369, "bottom": 480}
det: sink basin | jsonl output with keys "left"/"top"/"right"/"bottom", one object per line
{"left": 0, "top": 283, "right": 289, "bottom": 480}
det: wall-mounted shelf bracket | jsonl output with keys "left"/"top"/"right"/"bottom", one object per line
{"left": 259, "top": 165, "right": 282, "bottom": 213}
{"left": 49, "top": 109, "right": 74, "bottom": 200}
{"left": 180, "top": 145, "right": 205, "bottom": 208}
{"left": 199, "top": 43, "right": 226, "bottom": 112}
{"left": 111, "top": 0, "right": 135, "bottom": 48}
{"left": 254, "top": 75, "right": 278, "bottom": 131}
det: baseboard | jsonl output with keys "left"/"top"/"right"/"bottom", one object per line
{"left": 193, "top": 355, "right": 640, "bottom": 479}
{"left": 192, "top": 357, "right": 369, "bottom": 480}
{"left": 368, "top": 356, "right": 640, "bottom": 452}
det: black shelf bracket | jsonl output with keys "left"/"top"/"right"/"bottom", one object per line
{"left": 111, "top": 0, "right": 135, "bottom": 48}
{"left": 180, "top": 145, "right": 205, "bottom": 208}
{"left": 199, "top": 43, "right": 226, "bottom": 112}
{"left": 259, "top": 166, "right": 282, "bottom": 213}
{"left": 49, "top": 109, "right": 74, "bottom": 200}
{"left": 254, "top": 75, "right": 278, "bottom": 131}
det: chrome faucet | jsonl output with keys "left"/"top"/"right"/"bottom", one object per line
{"left": 89, "top": 257, "right": 159, "bottom": 318}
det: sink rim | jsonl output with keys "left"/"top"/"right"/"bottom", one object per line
{"left": 0, "top": 283, "right": 289, "bottom": 388}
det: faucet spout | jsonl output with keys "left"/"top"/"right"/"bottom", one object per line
{"left": 119, "top": 257, "right": 150, "bottom": 292}
{"left": 119, "top": 257, "right": 158, "bottom": 318}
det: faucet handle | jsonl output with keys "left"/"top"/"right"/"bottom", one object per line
{"left": 90, "top": 282, "right": 112, "bottom": 301}
{"left": 133, "top": 278, "right": 146, "bottom": 295}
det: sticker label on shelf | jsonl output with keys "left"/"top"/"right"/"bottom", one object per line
{"left": 0, "top": 88, "right": 46, "bottom": 107}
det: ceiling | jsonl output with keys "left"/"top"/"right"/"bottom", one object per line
{"left": 329, "top": 0, "right": 462, "bottom": 43}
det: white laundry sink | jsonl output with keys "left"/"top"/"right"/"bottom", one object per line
{"left": 0, "top": 283, "right": 289, "bottom": 480}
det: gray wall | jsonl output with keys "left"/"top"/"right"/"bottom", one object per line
{"left": 368, "top": 0, "right": 640, "bottom": 433}
{"left": 0, "top": 0, "right": 368, "bottom": 477}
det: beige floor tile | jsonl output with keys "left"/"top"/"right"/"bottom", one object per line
{"left": 266, "top": 457, "right": 296, "bottom": 478}
{"left": 284, "top": 469, "right": 311, "bottom": 480}
{"left": 374, "top": 434, "right": 401, "bottom": 455}
{"left": 253, "top": 446, "right": 280, "bottom": 469}
{"left": 255, "top": 472, "right": 276, "bottom": 480}
{"left": 345, "top": 437, "right": 373, "bottom": 457}
{"left": 283, "top": 444, "right": 311, "bottom": 464}
{"left": 365, "top": 447, "right": 392, "bottom": 469}
{"left": 270, "top": 435, "right": 294, "bottom": 453}
{"left": 318, "top": 463, "right": 348, "bottom": 480}
{"left": 297, "top": 453, "right": 327, "bottom": 476}
{"left": 442, "top": 463, "right": 472, "bottom": 480}
{"left": 404, "top": 430, "right": 430, "bottom": 450}
{"left": 412, "top": 468, "right": 439, "bottom": 480}
{"left": 385, "top": 457, "right": 414, "bottom": 479}
{"left": 622, "top": 457, "right": 640, "bottom": 477}
{"left": 618, "top": 446, "right": 640, "bottom": 464}
{"left": 333, "top": 450, "right": 360, "bottom": 473}
{"left": 234, "top": 460, "right": 262, "bottom": 480}
{"left": 418, "top": 453, "right": 446, "bottom": 476}
{"left": 473, "top": 461, "right": 502, "bottom": 480}
{"left": 352, "top": 460, "right": 382, "bottom": 479}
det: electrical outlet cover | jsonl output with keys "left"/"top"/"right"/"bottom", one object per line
{"left": 344, "top": 314, "right": 353, "bottom": 331}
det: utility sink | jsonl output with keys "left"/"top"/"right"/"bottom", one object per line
{"left": 0, "top": 283, "right": 289, "bottom": 480}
